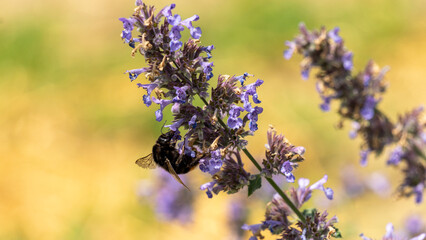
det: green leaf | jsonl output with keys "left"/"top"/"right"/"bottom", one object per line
{"left": 248, "top": 174, "right": 262, "bottom": 197}
{"left": 302, "top": 208, "right": 316, "bottom": 218}
{"left": 332, "top": 228, "right": 343, "bottom": 238}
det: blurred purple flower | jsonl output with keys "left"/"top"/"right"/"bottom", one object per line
{"left": 137, "top": 171, "right": 194, "bottom": 223}
{"left": 366, "top": 172, "right": 391, "bottom": 198}
{"left": 342, "top": 51, "right": 353, "bottom": 71}
{"left": 360, "top": 150, "right": 370, "bottom": 167}
{"left": 328, "top": 27, "right": 342, "bottom": 43}
{"left": 283, "top": 41, "right": 296, "bottom": 60}
{"left": 405, "top": 215, "right": 425, "bottom": 237}
{"left": 387, "top": 146, "right": 404, "bottom": 165}
{"left": 360, "top": 96, "right": 378, "bottom": 120}
{"left": 361, "top": 223, "right": 426, "bottom": 240}
{"left": 228, "top": 198, "right": 248, "bottom": 240}
{"left": 414, "top": 183, "right": 424, "bottom": 204}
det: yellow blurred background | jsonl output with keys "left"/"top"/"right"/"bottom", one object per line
{"left": 1, "top": 0, "right": 425, "bottom": 239}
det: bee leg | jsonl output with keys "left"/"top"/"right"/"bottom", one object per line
{"left": 175, "top": 153, "right": 184, "bottom": 165}
{"left": 165, "top": 159, "right": 190, "bottom": 191}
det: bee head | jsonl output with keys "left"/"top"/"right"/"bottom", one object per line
{"left": 157, "top": 131, "right": 179, "bottom": 145}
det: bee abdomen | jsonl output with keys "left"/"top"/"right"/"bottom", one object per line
{"left": 173, "top": 155, "right": 200, "bottom": 174}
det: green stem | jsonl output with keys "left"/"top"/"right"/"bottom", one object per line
{"left": 413, "top": 145, "right": 426, "bottom": 161}
{"left": 199, "top": 96, "right": 306, "bottom": 224}
{"left": 242, "top": 148, "right": 306, "bottom": 223}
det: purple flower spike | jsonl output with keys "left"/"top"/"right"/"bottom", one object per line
{"left": 320, "top": 97, "right": 331, "bottom": 112}
{"left": 177, "top": 139, "right": 196, "bottom": 158}
{"left": 167, "top": 14, "right": 182, "bottom": 26}
{"left": 342, "top": 51, "right": 353, "bottom": 71}
{"left": 387, "top": 145, "right": 404, "bottom": 165}
{"left": 200, "top": 181, "right": 216, "bottom": 198}
{"left": 150, "top": 171, "right": 195, "bottom": 223}
{"left": 188, "top": 115, "right": 197, "bottom": 128}
{"left": 121, "top": 30, "right": 132, "bottom": 42}
{"left": 158, "top": 4, "right": 176, "bottom": 18}
{"left": 405, "top": 215, "right": 424, "bottom": 236}
{"left": 201, "top": 61, "right": 214, "bottom": 80}
{"left": 199, "top": 150, "right": 223, "bottom": 175}
{"left": 180, "top": 15, "right": 201, "bottom": 39}
{"left": 170, "top": 40, "right": 183, "bottom": 52}
{"left": 155, "top": 109, "right": 163, "bottom": 122}
{"left": 228, "top": 117, "right": 243, "bottom": 130}
{"left": 360, "top": 96, "right": 378, "bottom": 120}
{"left": 173, "top": 85, "right": 189, "bottom": 102}
{"left": 328, "top": 27, "right": 342, "bottom": 44}
{"left": 384, "top": 223, "right": 395, "bottom": 239}
{"left": 165, "top": 119, "right": 184, "bottom": 131}
{"left": 119, "top": 17, "right": 136, "bottom": 32}
{"left": 171, "top": 102, "right": 180, "bottom": 113}
{"left": 299, "top": 178, "right": 310, "bottom": 189}
{"left": 360, "top": 150, "right": 369, "bottom": 167}
{"left": 248, "top": 106, "right": 263, "bottom": 132}
{"left": 241, "top": 79, "right": 263, "bottom": 110}
{"left": 362, "top": 223, "right": 426, "bottom": 240}
{"left": 229, "top": 105, "right": 244, "bottom": 117}
{"left": 126, "top": 68, "right": 149, "bottom": 81}
{"left": 170, "top": 25, "right": 184, "bottom": 41}
{"left": 359, "top": 233, "right": 371, "bottom": 240}
{"left": 202, "top": 45, "right": 215, "bottom": 59}
{"left": 283, "top": 41, "right": 296, "bottom": 60}
{"left": 363, "top": 72, "right": 372, "bottom": 86}
{"left": 180, "top": 15, "right": 199, "bottom": 27}
{"left": 309, "top": 175, "right": 334, "bottom": 200}
{"left": 136, "top": 83, "right": 158, "bottom": 107}
{"left": 280, "top": 161, "right": 295, "bottom": 183}
{"left": 241, "top": 224, "right": 264, "bottom": 240}
{"left": 292, "top": 146, "right": 305, "bottom": 155}
{"left": 228, "top": 105, "right": 244, "bottom": 129}
{"left": 349, "top": 121, "right": 360, "bottom": 139}
{"left": 235, "top": 72, "right": 252, "bottom": 85}
{"left": 152, "top": 97, "right": 173, "bottom": 122}
{"left": 414, "top": 183, "right": 424, "bottom": 203}
{"left": 301, "top": 68, "right": 310, "bottom": 80}
{"left": 190, "top": 27, "right": 202, "bottom": 39}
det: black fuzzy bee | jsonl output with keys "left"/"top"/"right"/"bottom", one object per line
{"left": 136, "top": 131, "right": 201, "bottom": 190}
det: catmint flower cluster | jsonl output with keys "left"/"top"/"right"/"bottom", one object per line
{"left": 137, "top": 171, "right": 195, "bottom": 223}
{"left": 228, "top": 198, "right": 249, "bottom": 240}
{"left": 201, "top": 150, "right": 252, "bottom": 197}
{"left": 120, "top": 1, "right": 264, "bottom": 198}
{"left": 284, "top": 23, "right": 426, "bottom": 203}
{"left": 360, "top": 223, "right": 426, "bottom": 240}
{"left": 123, "top": 1, "right": 424, "bottom": 239}
{"left": 262, "top": 126, "right": 305, "bottom": 183}
{"left": 392, "top": 107, "right": 426, "bottom": 203}
{"left": 243, "top": 175, "right": 338, "bottom": 240}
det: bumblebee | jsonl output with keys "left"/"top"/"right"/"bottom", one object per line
{"left": 136, "top": 131, "right": 201, "bottom": 190}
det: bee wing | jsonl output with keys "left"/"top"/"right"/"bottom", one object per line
{"left": 135, "top": 153, "right": 157, "bottom": 169}
{"left": 165, "top": 158, "right": 190, "bottom": 191}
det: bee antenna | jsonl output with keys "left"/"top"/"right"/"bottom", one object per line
{"left": 161, "top": 121, "right": 167, "bottom": 134}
